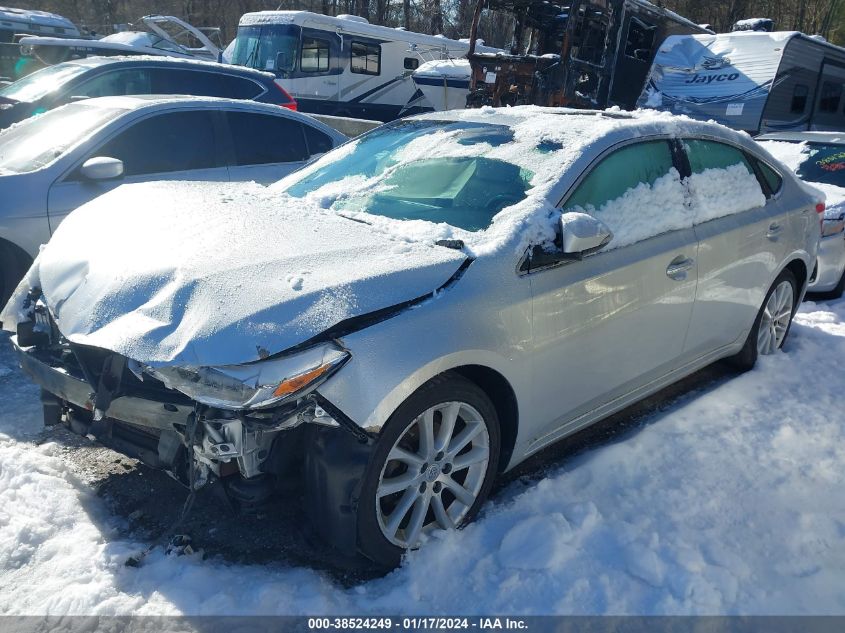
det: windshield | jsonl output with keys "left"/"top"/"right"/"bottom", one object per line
{"left": 794, "top": 142, "right": 845, "bottom": 187}
{"left": 0, "top": 63, "right": 88, "bottom": 103}
{"left": 0, "top": 103, "right": 122, "bottom": 175}
{"left": 285, "top": 121, "right": 533, "bottom": 232}
{"left": 231, "top": 24, "right": 300, "bottom": 73}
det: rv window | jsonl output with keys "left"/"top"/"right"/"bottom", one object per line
{"left": 819, "top": 81, "right": 842, "bottom": 113}
{"left": 624, "top": 17, "right": 655, "bottom": 61}
{"left": 301, "top": 37, "right": 330, "bottom": 73}
{"left": 351, "top": 41, "right": 380, "bottom": 75}
{"left": 571, "top": 3, "right": 610, "bottom": 66}
{"left": 790, "top": 84, "right": 809, "bottom": 114}
{"left": 404, "top": 58, "right": 420, "bottom": 70}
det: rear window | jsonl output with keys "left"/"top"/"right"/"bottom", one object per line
{"left": 149, "top": 69, "right": 263, "bottom": 99}
{"left": 795, "top": 143, "right": 845, "bottom": 187}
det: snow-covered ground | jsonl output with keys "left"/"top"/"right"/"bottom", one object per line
{"left": 0, "top": 297, "right": 844, "bottom": 615}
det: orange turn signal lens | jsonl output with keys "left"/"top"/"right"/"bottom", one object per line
{"left": 271, "top": 363, "right": 333, "bottom": 399}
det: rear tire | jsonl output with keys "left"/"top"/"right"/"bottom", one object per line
{"left": 727, "top": 269, "right": 798, "bottom": 371}
{"left": 356, "top": 373, "right": 500, "bottom": 568}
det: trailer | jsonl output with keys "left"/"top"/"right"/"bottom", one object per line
{"left": 638, "top": 31, "right": 845, "bottom": 134}
{"left": 229, "top": 11, "right": 493, "bottom": 121}
{"left": 463, "top": 0, "right": 708, "bottom": 110}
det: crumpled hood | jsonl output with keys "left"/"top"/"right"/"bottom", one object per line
{"left": 5, "top": 181, "right": 467, "bottom": 367}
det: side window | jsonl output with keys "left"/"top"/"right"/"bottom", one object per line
{"left": 72, "top": 69, "right": 151, "bottom": 97}
{"left": 301, "top": 37, "right": 330, "bottom": 73}
{"left": 149, "top": 69, "right": 262, "bottom": 100}
{"left": 304, "top": 125, "right": 335, "bottom": 155}
{"left": 819, "top": 81, "right": 842, "bottom": 113}
{"left": 404, "top": 57, "right": 419, "bottom": 70}
{"left": 683, "top": 139, "right": 765, "bottom": 220}
{"left": 225, "top": 112, "right": 309, "bottom": 165}
{"left": 684, "top": 139, "right": 756, "bottom": 174}
{"left": 351, "top": 41, "right": 380, "bottom": 75}
{"left": 624, "top": 17, "right": 656, "bottom": 61}
{"left": 791, "top": 84, "right": 808, "bottom": 114}
{"left": 755, "top": 159, "right": 783, "bottom": 196}
{"left": 81, "top": 110, "right": 219, "bottom": 177}
{"left": 564, "top": 140, "right": 676, "bottom": 212}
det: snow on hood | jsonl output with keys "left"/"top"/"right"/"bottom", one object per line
{"left": 2, "top": 182, "right": 467, "bottom": 367}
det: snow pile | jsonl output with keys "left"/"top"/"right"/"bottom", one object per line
{"left": 2, "top": 292, "right": 845, "bottom": 614}
{"left": 412, "top": 59, "right": 471, "bottom": 79}
{"left": 687, "top": 163, "right": 766, "bottom": 223}
{"left": 565, "top": 169, "right": 688, "bottom": 250}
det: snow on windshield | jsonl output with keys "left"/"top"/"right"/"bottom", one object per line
{"left": 758, "top": 139, "right": 842, "bottom": 217}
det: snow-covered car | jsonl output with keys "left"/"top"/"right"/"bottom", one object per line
{"left": 757, "top": 132, "right": 845, "bottom": 297}
{"left": 0, "top": 95, "right": 346, "bottom": 306}
{"left": 3, "top": 107, "right": 820, "bottom": 568}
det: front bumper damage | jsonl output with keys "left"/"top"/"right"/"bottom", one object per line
{"left": 11, "top": 301, "right": 368, "bottom": 497}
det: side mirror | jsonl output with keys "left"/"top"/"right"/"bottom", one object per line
{"left": 80, "top": 156, "right": 124, "bottom": 181}
{"left": 560, "top": 211, "right": 613, "bottom": 255}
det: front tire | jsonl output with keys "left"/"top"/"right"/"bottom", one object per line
{"left": 357, "top": 373, "right": 500, "bottom": 568}
{"left": 728, "top": 269, "right": 798, "bottom": 371}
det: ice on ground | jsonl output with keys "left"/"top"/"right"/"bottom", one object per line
{"left": 2, "top": 295, "right": 845, "bottom": 614}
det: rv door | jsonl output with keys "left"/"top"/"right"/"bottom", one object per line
{"left": 810, "top": 61, "right": 845, "bottom": 131}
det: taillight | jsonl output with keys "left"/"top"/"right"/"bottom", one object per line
{"left": 817, "top": 201, "right": 825, "bottom": 234}
{"left": 816, "top": 202, "right": 826, "bottom": 214}
{"left": 274, "top": 82, "right": 297, "bottom": 111}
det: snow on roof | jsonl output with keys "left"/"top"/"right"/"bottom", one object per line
{"left": 53, "top": 55, "right": 276, "bottom": 79}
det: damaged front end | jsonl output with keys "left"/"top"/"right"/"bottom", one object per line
{"left": 12, "top": 289, "right": 362, "bottom": 504}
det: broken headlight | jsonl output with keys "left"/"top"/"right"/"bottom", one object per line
{"left": 145, "top": 343, "right": 350, "bottom": 410}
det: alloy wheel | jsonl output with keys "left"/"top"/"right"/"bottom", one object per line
{"left": 375, "top": 401, "right": 490, "bottom": 548}
{"left": 757, "top": 279, "right": 794, "bottom": 355}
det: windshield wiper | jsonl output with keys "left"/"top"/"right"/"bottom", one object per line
{"left": 243, "top": 37, "right": 261, "bottom": 69}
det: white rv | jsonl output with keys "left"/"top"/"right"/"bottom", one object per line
{"left": 638, "top": 31, "right": 845, "bottom": 134}
{"left": 229, "top": 11, "right": 477, "bottom": 121}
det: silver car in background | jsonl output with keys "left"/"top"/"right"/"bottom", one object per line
{"left": 4, "top": 108, "right": 819, "bottom": 568}
{"left": 757, "top": 131, "right": 845, "bottom": 297}
{"left": 0, "top": 95, "right": 346, "bottom": 305}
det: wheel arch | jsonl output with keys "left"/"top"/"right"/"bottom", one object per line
{"left": 450, "top": 365, "right": 519, "bottom": 473}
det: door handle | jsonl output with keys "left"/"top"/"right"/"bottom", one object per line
{"left": 767, "top": 222, "right": 782, "bottom": 240}
{"left": 666, "top": 256, "right": 694, "bottom": 281}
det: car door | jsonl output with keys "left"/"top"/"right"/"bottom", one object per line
{"left": 221, "top": 110, "right": 313, "bottom": 184}
{"left": 47, "top": 108, "right": 228, "bottom": 230}
{"left": 527, "top": 139, "right": 699, "bottom": 449}
{"left": 680, "top": 138, "right": 788, "bottom": 360}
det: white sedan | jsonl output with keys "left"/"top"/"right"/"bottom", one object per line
{"left": 757, "top": 132, "right": 845, "bottom": 297}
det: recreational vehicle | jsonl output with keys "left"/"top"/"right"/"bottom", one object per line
{"left": 229, "top": 11, "right": 489, "bottom": 121}
{"left": 638, "top": 31, "right": 845, "bottom": 134}
{"left": 463, "top": 0, "right": 709, "bottom": 110}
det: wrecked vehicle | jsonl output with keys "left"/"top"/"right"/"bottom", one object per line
{"left": 465, "top": 0, "right": 708, "bottom": 110}
{"left": 4, "top": 108, "right": 819, "bottom": 567}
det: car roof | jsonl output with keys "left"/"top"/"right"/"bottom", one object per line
{"left": 409, "top": 106, "right": 760, "bottom": 156}
{"left": 58, "top": 55, "right": 276, "bottom": 80}
{"left": 756, "top": 131, "right": 845, "bottom": 145}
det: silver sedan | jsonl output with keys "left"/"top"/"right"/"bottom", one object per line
{"left": 0, "top": 95, "right": 346, "bottom": 305}
{"left": 5, "top": 108, "right": 819, "bottom": 568}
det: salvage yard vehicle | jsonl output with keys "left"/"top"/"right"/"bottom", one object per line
{"left": 0, "top": 55, "right": 298, "bottom": 130}
{"left": 3, "top": 108, "right": 819, "bottom": 568}
{"left": 757, "top": 131, "right": 845, "bottom": 297}
{"left": 638, "top": 31, "right": 845, "bottom": 134}
{"left": 0, "top": 95, "right": 345, "bottom": 306}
